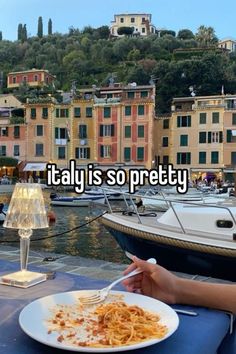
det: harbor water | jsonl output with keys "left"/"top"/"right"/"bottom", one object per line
{"left": 0, "top": 190, "right": 128, "bottom": 264}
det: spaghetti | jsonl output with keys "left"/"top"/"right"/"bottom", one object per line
{"left": 47, "top": 299, "right": 168, "bottom": 348}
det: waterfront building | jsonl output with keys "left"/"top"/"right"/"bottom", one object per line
{"left": 0, "top": 96, "right": 26, "bottom": 178}
{"left": 24, "top": 97, "right": 55, "bottom": 178}
{"left": 218, "top": 38, "right": 236, "bottom": 53}
{"left": 7, "top": 69, "right": 55, "bottom": 90}
{"left": 110, "top": 13, "right": 156, "bottom": 37}
{"left": 154, "top": 94, "right": 236, "bottom": 182}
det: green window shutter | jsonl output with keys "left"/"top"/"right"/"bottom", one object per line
{"left": 138, "top": 125, "right": 144, "bottom": 138}
{"left": 104, "top": 107, "right": 111, "bottom": 118}
{"left": 125, "top": 126, "right": 131, "bottom": 138}
{"left": 177, "top": 153, "right": 181, "bottom": 164}
{"left": 199, "top": 113, "right": 206, "bottom": 124}
{"left": 111, "top": 124, "right": 115, "bottom": 137}
{"left": 74, "top": 107, "right": 81, "bottom": 117}
{"left": 65, "top": 109, "right": 69, "bottom": 118}
{"left": 211, "top": 151, "right": 219, "bottom": 164}
{"left": 180, "top": 135, "right": 188, "bottom": 146}
{"left": 188, "top": 116, "right": 191, "bottom": 127}
{"left": 227, "top": 130, "right": 232, "bottom": 143}
{"left": 219, "top": 131, "right": 223, "bottom": 143}
{"left": 100, "top": 145, "right": 104, "bottom": 158}
{"left": 177, "top": 116, "right": 180, "bottom": 127}
{"left": 31, "top": 108, "right": 36, "bottom": 119}
{"left": 127, "top": 91, "right": 135, "bottom": 99}
{"left": 42, "top": 107, "right": 48, "bottom": 119}
{"left": 212, "top": 112, "right": 219, "bottom": 123}
{"left": 124, "top": 147, "right": 131, "bottom": 161}
{"left": 87, "top": 148, "right": 90, "bottom": 159}
{"left": 125, "top": 106, "right": 131, "bottom": 116}
{"left": 199, "top": 152, "right": 206, "bottom": 164}
{"left": 56, "top": 108, "right": 59, "bottom": 118}
{"left": 55, "top": 127, "right": 59, "bottom": 139}
{"left": 86, "top": 107, "right": 92, "bottom": 117}
{"left": 186, "top": 153, "right": 191, "bottom": 164}
{"left": 208, "top": 132, "right": 212, "bottom": 143}
{"left": 137, "top": 147, "right": 144, "bottom": 160}
{"left": 100, "top": 125, "right": 103, "bottom": 137}
{"left": 232, "top": 113, "right": 236, "bottom": 125}
{"left": 163, "top": 119, "right": 169, "bottom": 129}
{"left": 141, "top": 91, "right": 148, "bottom": 98}
{"left": 199, "top": 132, "right": 206, "bottom": 143}
{"left": 162, "top": 137, "right": 168, "bottom": 147}
{"left": 138, "top": 105, "right": 144, "bottom": 115}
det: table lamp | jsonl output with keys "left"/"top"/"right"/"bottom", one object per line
{"left": 0, "top": 183, "right": 49, "bottom": 288}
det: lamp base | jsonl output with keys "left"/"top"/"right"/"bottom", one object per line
{"left": 0, "top": 270, "right": 47, "bottom": 288}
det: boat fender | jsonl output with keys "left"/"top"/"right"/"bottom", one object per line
{"left": 47, "top": 211, "right": 56, "bottom": 225}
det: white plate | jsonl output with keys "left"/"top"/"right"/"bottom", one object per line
{"left": 19, "top": 290, "right": 179, "bottom": 352}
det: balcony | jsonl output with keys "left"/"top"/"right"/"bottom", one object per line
{"left": 94, "top": 97, "right": 121, "bottom": 106}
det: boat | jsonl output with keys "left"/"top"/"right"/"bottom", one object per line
{"left": 100, "top": 193, "right": 236, "bottom": 281}
{"left": 50, "top": 193, "right": 105, "bottom": 207}
{"left": 84, "top": 186, "right": 129, "bottom": 201}
{"left": 0, "top": 203, "right": 6, "bottom": 224}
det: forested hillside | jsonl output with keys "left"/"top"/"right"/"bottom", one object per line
{"left": 1, "top": 24, "right": 236, "bottom": 113}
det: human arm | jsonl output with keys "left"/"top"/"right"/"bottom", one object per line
{"left": 122, "top": 257, "right": 236, "bottom": 314}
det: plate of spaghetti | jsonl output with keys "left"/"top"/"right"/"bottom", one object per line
{"left": 19, "top": 290, "right": 179, "bottom": 352}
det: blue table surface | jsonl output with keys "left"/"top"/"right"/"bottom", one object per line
{"left": 0, "top": 260, "right": 235, "bottom": 354}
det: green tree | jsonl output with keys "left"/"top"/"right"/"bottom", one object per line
{"left": 177, "top": 29, "right": 195, "bottom": 40}
{"left": 195, "top": 25, "right": 218, "bottom": 47}
{"left": 21, "top": 24, "right": 27, "bottom": 42}
{"left": 96, "top": 26, "right": 110, "bottom": 39}
{"left": 37, "top": 16, "right": 43, "bottom": 38}
{"left": 0, "top": 31, "right": 2, "bottom": 41}
{"left": 17, "top": 23, "right": 23, "bottom": 41}
{"left": 48, "top": 18, "right": 52, "bottom": 35}
{"left": 117, "top": 27, "right": 134, "bottom": 36}
{"left": 159, "top": 30, "right": 176, "bottom": 37}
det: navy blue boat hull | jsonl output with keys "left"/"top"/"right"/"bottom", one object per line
{"left": 105, "top": 226, "right": 236, "bottom": 282}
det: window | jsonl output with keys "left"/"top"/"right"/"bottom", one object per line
{"left": 35, "top": 143, "right": 43, "bottom": 156}
{"left": 163, "top": 119, "right": 169, "bottom": 129}
{"left": 163, "top": 155, "right": 169, "bottom": 165}
{"left": 31, "top": 108, "right": 36, "bottom": 119}
{"left": 124, "top": 147, "right": 131, "bottom": 161}
{"left": 42, "top": 107, "right": 48, "bottom": 119}
{"left": 58, "top": 146, "right": 66, "bottom": 159}
{"left": 23, "top": 76, "right": 27, "bottom": 82}
{"left": 180, "top": 135, "right": 188, "bottom": 146}
{"left": 177, "top": 152, "right": 191, "bottom": 164}
{"left": 55, "top": 127, "right": 66, "bottom": 139}
{"left": 138, "top": 105, "right": 144, "bottom": 116}
{"left": 231, "top": 152, "right": 236, "bottom": 165}
{"left": 75, "top": 147, "right": 90, "bottom": 159}
{"left": 199, "top": 132, "right": 206, "bottom": 143}
{"left": 127, "top": 91, "right": 135, "bottom": 99}
{"left": 86, "top": 107, "right": 92, "bottom": 117}
{"left": 212, "top": 112, "right": 219, "bottom": 124}
{"left": 199, "top": 113, "right": 206, "bottom": 124}
{"left": 14, "top": 126, "right": 20, "bottom": 138}
{"left": 125, "top": 126, "right": 131, "bottom": 138}
{"left": 142, "top": 17, "right": 146, "bottom": 22}
{"left": 79, "top": 125, "right": 87, "bottom": 138}
{"left": 142, "top": 28, "right": 146, "bottom": 33}
{"left": 232, "top": 113, "right": 236, "bottom": 125}
{"left": 34, "top": 75, "right": 38, "bottom": 82}
{"left": 199, "top": 152, "right": 206, "bottom": 164}
{"left": 36, "top": 125, "right": 43, "bottom": 137}
{"left": 208, "top": 131, "right": 223, "bottom": 143}
{"left": 120, "top": 17, "right": 124, "bottom": 23}
{"left": 0, "top": 145, "right": 6, "bottom": 156}
{"left": 162, "top": 137, "right": 168, "bottom": 147}
{"left": 137, "top": 147, "right": 144, "bottom": 160}
{"left": 100, "top": 145, "right": 111, "bottom": 158}
{"left": 13, "top": 145, "right": 20, "bottom": 157}
{"left": 177, "top": 115, "right": 191, "bottom": 127}
{"left": 141, "top": 91, "right": 148, "bottom": 98}
{"left": 104, "top": 107, "right": 111, "bottom": 118}
{"left": 100, "top": 124, "right": 114, "bottom": 137}
{"left": 56, "top": 108, "right": 69, "bottom": 118}
{"left": 125, "top": 106, "right": 131, "bottom": 116}
{"left": 107, "top": 93, "right": 112, "bottom": 98}
{"left": 131, "top": 17, "right": 135, "bottom": 23}
{"left": 211, "top": 151, "right": 219, "bottom": 164}
{"left": 1, "top": 127, "right": 8, "bottom": 137}
{"left": 13, "top": 77, "right": 16, "bottom": 84}
{"left": 138, "top": 125, "right": 144, "bottom": 138}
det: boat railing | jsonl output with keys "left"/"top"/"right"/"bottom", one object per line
{"left": 101, "top": 187, "right": 236, "bottom": 234}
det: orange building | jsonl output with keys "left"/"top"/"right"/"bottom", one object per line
{"left": 7, "top": 69, "right": 55, "bottom": 89}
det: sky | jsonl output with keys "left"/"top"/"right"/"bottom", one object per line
{"left": 0, "top": 0, "right": 235, "bottom": 41}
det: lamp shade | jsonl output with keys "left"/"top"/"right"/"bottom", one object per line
{"left": 3, "top": 183, "right": 48, "bottom": 229}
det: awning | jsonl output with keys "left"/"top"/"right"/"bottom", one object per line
{"left": 190, "top": 168, "right": 222, "bottom": 172}
{"left": 23, "top": 163, "right": 47, "bottom": 172}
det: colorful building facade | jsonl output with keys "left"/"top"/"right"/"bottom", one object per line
{"left": 7, "top": 69, "right": 55, "bottom": 89}
{"left": 110, "top": 13, "right": 156, "bottom": 37}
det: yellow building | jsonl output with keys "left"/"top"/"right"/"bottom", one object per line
{"left": 218, "top": 38, "right": 236, "bottom": 53}
{"left": 110, "top": 13, "right": 156, "bottom": 37}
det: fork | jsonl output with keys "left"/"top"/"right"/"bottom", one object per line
{"left": 79, "top": 257, "right": 157, "bottom": 305}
